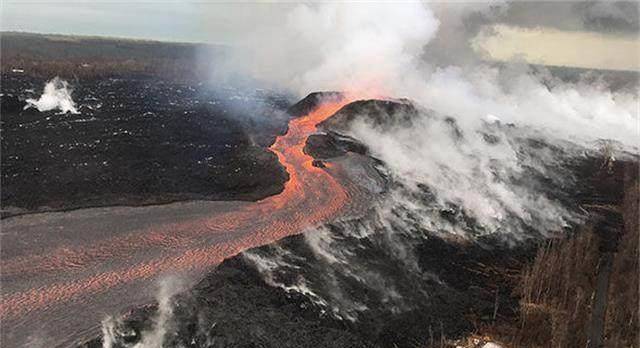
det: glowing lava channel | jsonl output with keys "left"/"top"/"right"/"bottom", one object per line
{"left": 0, "top": 99, "right": 353, "bottom": 323}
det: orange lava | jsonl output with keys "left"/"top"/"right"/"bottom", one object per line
{"left": 0, "top": 98, "right": 353, "bottom": 323}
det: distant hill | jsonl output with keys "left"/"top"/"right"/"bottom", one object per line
{"left": 533, "top": 64, "right": 639, "bottom": 92}
{"left": 1, "top": 32, "right": 227, "bottom": 80}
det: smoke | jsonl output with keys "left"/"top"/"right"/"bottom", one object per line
{"left": 348, "top": 104, "right": 588, "bottom": 238}
{"left": 101, "top": 276, "right": 184, "bottom": 348}
{"left": 243, "top": 224, "right": 416, "bottom": 321}
{"left": 218, "top": 2, "right": 637, "bottom": 145}
{"left": 216, "top": 1, "right": 637, "bottom": 234}
{"left": 25, "top": 77, "right": 79, "bottom": 114}
{"left": 417, "top": 64, "right": 638, "bottom": 146}
{"left": 243, "top": 246, "right": 330, "bottom": 309}
{"left": 425, "top": 2, "right": 509, "bottom": 67}
{"left": 502, "top": 1, "right": 639, "bottom": 33}
{"left": 218, "top": 2, "right": 439, "bottom": 96}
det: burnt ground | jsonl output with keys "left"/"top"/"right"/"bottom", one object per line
{"left": 499, "top": 160, "right": 638, "bottom": 348}
{"left": 1, "top": 73, "right": 293, "bottom": 217}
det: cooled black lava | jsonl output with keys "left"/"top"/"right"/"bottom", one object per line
{"left": 1, "top": 74, "right": 291, "bottom": 216}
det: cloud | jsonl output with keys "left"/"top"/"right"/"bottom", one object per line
{"left": 216, "top": 2, "right": 439, "bottom": 96}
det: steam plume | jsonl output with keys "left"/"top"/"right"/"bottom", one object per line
{"left": 101, "top": 277, "right": 184, "bottom": 348}
{"left": 25, "top": 77, "right": 79, "bottom": 114}
{"left": 220, "top": 2, "right": 439, "bottom": 96}
{"left": 221, "top": 2, "right": 637, "bottom": 147}
{"left": 220, "top": 1, "right": 637, "bottom": 236}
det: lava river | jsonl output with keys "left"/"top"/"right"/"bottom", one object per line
{"left": 0, "top": 99, "right": 357, "bottom": 347}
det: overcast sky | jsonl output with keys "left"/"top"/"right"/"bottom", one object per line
{"left": 2, "top": 1, "right": 638, "bottom": 70}
{"left": 1, "top": 1, "right": 296, "bottom": 44}
{"left": 3, "top": 1, "right": 639, "bottom": 43}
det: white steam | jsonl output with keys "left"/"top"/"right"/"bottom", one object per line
{"left": 223, "top": 1, "right": 637, "bottom": 238}
{"left": 101, "top": 277, "right": 184, "bottom": 348}
{"left": 414, "top": 65, "right": 638, "bottom": 146}
{"left": 226, "top": 2, "right": 637, "bottom": 147}
{"left": 243, "top": 246, "right": 330, "bottom": 309}
{"left": 348, "top": 108, "right": 579, "bottom": 237}
{"left": 25, "top": 77, "right": 79, "bottom": 114}
{"left": 226, "top": 2, "right": 439, "bottom": 95}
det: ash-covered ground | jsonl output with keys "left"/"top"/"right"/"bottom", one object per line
{"left": 1, "top": 73, "right": 292, "bottom": 217}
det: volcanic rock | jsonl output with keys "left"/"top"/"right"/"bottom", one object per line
{"left": 311, "top": 159, "right": 326, "bottom": 168}
{"left": 304, "top": 132, "right": 367, "bottom": 159}
{"left": 1, "top": 74, "right": 291, "bottom": 217}
{"left": 287, "top": 91, "right": 344, "bottom": 117}
{"left": 318, "top": 98, "right": 420, "bottom": 132}
{"left": 0, "top": 95, "right": 26, "bottom": 114}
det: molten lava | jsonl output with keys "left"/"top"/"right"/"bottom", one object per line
{"left": 0, "top": 98, "right": 354, "bottom": 342}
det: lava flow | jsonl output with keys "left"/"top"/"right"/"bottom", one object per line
{"left": 0, "top": 98, "right": 354, "bottom": 347}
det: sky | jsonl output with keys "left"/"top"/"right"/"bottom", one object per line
{"left": 1, "top": 1, "right": 294, "bottom": 44}
{"left": 2, "top": 1, "right": 639, "bottom": 71}
{"left": 475, "top": 24, "right": 640, "bottom": 71}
